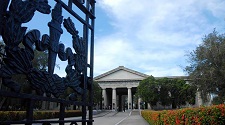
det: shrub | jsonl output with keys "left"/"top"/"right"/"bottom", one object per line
{"left": 141, "top": 104, "right": 225, "bottom": 125}
{"left": 0, "top": 110, "right": 82, "bottom": 121}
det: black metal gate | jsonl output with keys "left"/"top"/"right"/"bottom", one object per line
{"left": 0, "top": 0, "right": 95, "bottom": 124}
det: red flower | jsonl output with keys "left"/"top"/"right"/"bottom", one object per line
{"left": 182, "top": 114, "right": 185, "bottom": 120}
{"left": 176, "top": 117, "right": 181, "bottom": 124}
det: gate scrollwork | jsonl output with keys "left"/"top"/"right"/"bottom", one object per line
{"left": 0, "top": 0, "right": 95, "bottom": 124}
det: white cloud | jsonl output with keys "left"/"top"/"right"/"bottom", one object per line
{"left": 95, "top": 0, "right": 225, "bottom": 77}
{"left": 143, "top": 66, "right": 185, "bottom": 77}
{"left": 94, "top": 35, "right": 134, "bottom": 75}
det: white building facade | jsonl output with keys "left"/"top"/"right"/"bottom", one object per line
{"left": 94, "top": 66, "right": 203, "bottom": 111}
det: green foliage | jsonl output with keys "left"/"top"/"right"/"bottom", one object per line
{"left": 0, "top": 40, "right": 4, "bottom": 57}
{"left": 141, "top": 104, "right": 225, "bottom": 125}
{"left": 82, "top": 81, "right": 102, "bottom": 108}
{"left": 137, "top": 76, "right": 159, "bottom": 106}
{"left": 92, "top": 81, "right": 102, "bottom": 105}
{"left": 185, "top": 30, "right": 225, "bottom": 103}
{"left": 212, "top": 96, "right": 224, "bottom": 105}
{"left": 0, "top": 110, "right": 82, "bottom": 121}
{"left": 0, "top": 40, "right": 4, "bottom": 73}
{"left": 60, "top": 81, "right": 102, "bottom": 106}
{"left": 157, "top": 78, "right": 172, "bottom": 106}
{"left": 167, "top": 78, "right": 196, "bottom": 108}
{"left": 0, "top": 41, "right": 48, "bottom": 110}
{"left": 33, "top": 50, "right": 48, "bottom": 70}
{"left": 137, "top": 76, "right": 196, "bottom": 109}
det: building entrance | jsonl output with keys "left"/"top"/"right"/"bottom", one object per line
{"left": 117, "top": 88, "right": 128, "bottom": 112}
{"left": 94, "top": 66, "right": 150, "bottom": 111}
{"left": 103, "top": 87, "right": 137, "bottom": 111}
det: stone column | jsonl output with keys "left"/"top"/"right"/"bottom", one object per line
{"left": 102, "top": 88, "right": 107, "bottom": 109}
{"left": 128, "top": 87, "right": 132, "bottom": 110}
{"left": 122, "top": 95, "right": 125, "bottom": 111}
{"left": 112, "top": 88, "right": 117, "bottom": 110}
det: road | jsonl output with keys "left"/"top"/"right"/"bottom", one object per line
{"left": 90, "top": 111, "right": 130, "bottom": 125}
{"left": 77, "top": 110, "right": 149, "bottom": 125}
{"left": 14, "top": 110, "right": 149, "bottom": 125}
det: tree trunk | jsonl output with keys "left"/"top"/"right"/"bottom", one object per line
{"left": 172, "top": 101, "right": 176, "bottom": 109}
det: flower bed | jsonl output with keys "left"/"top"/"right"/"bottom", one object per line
{"left": 0, "top": 110, "right": 82, "bottom": 121}
{"left": 141, "top": 104, "right": 225, "bottom": 125}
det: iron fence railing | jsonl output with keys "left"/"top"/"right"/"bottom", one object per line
{"left": 0, "top": 0, "right": 95, "bottom": 125}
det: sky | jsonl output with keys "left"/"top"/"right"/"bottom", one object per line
{"left": 2, "top": 0, "right": 225, "bottom": 77}
{"left": 94, "top": 0, "right": 225, "bottom": 77}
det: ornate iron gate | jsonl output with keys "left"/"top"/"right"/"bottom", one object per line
{"left": 0, "top": 0, "right": 95, "bottom": 124}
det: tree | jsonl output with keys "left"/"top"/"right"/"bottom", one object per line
{"left": 157, "top": 78, "right": 172, "bottom": 107}
{"left": 212, "top": 96, "right": 224, "bottom": 105}
{"left": 137, "top": 76, "right": 196, "bottom": 109}
{"left": 0, "top": 41, "right": 49, "bottom": 110}
{"left": 137, "top": 76, "right": 159, "bottom": 107}
{"left": 0, "top": 40, "right": 4, "bottom": 89}
{"left": 32, "top": 50, "right": 48, "bottom": 71}
{"left": 167, "top": 78, "right": 196, "bottom": 109}
{"left": 0, "top": 40, "right": 5, "bottom": 109}
{"left": 184, "top": 30, "right": 225, "bottom": 103}
{"left": 92, "top": 81, "right": 102, "bottom": 107}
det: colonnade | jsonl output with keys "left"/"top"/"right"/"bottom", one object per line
{"left": 102, "top": 87, "right": 138, "bottom": 110}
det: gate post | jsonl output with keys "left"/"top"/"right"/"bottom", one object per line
{"left": 59, "top": 103, "right": 65, "bottom": 125}
{"left": 26, "top": 99, "right": 34, "bottom": 125}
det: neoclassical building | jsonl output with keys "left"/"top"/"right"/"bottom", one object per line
{"left": 94, "top": 66, "right": 149, "bottom": 111}
{"left": 94, "top": 66, "right": 204, "bottom": 111}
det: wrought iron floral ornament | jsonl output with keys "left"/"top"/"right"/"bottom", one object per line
{"left": 0, "top": 0, "right": 95, "bottom": 123}
{"left": 0, "top": 0, "right": 84, "bottom": 98}
{"left": 0, "top": 0, "right": 95, "bottom": 125}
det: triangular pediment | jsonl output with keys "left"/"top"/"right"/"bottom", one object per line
{"left": 94, "top": 66, "right": 149, "bottom": 81}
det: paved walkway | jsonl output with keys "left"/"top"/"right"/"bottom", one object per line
{"left": 57, "top": 110, "right": 149, "bottom": 125}
{"left": 15, "top": 110, "right": 149, "bottom": 125}
{"left": 117, "top": 110, "right": 149, "bottom": 125}
{"left": 80, "top": 109, "right": 149, "bottom": 125}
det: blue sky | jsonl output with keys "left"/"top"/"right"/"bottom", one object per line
{"left": 94, "top": 0, "right": 225, "bottom": 77}
{"left": 2, "top": 0, "right": 225, "bottom": 77}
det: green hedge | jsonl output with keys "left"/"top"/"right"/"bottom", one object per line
{"left": 0, "top": 110, "right": 82, "bottom": 121}
{"left": 141, "top": 104, "right": 225, "bottom": 125}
